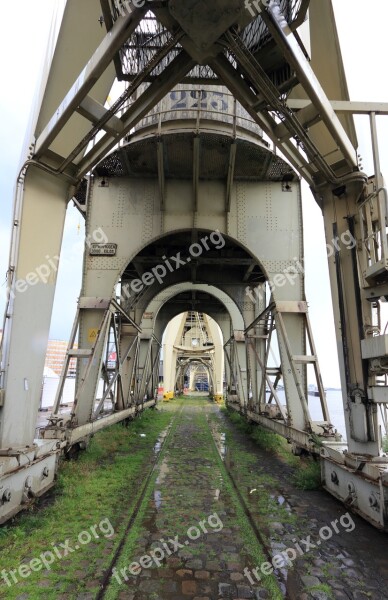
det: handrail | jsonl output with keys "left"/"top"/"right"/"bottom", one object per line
{"left": 132, "top": 88, "right": 263, "bottom": 138}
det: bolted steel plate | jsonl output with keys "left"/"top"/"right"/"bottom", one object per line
{"left": 168, "top": 0, "right": 243, "bottom": 51}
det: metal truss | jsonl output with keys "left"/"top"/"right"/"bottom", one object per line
{"left": 42, "top": 297, "right": 159, "bottom": 448}
{"left": 225, "top": 300, "right": 338, "bottom": 452}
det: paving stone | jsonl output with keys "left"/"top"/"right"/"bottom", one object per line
{"left": 341, "top": 558, "right": 356, "bottom": 568}
{"left": 328, "top": 581, "right": 348, "bottom": 591}
{"left": 163, "top": 580, "right": 178, "bottom": 592}
{"left": 218, "top": 582, "right": 233, "bottom": 597}
{"left": 230, "top": 572, "right": 245, "bottom": 582}
{"left": 139, "top": 569, "right": 151, "bottom": 578}
{"left": 138, "top": 579, "right": 160, "bottom": 592}
{"left": 226, "top": 561, "right": 243, "bottom": 571}
{"left": 343, "top": 568, "right": 363, "bottom": 580}
{"left": 186, "top": 559, "right": 203, "bottom": 570}
{"left": 177, "top": 569, "right": 193, "bottom": 577}
{"left": 182, "top": 580, "right": 197, "bottom": 595}
{"left": 85, "top": 580, "right": 101, "bottom": 589}
{"left": 301, "top": 575, "right": 321, "bottom": 588}
{"left": 194, "top": 570, "right": 210, "bottom": 580}
{"left": 310, "top": 567, "right": 325, "bottom": 578}
{"left": 37, "top": 580, "right": 52, "bottom": 588}
{"left": 311, "top": 592, "right": 330, "bottom": 600}
{"left": 332, "top": 592, "right": 351, "bottom": 600}
{"left": 206, "top": 560, "right": 222, "bottom": 571}
{"left": 167, "top": 557, "right": 182, "bottom": 568}
{"left": 236, "top": 584, "right": 254, "bottom": 598}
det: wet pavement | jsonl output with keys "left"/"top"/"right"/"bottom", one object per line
{"left": 105, "top": 397, "right": 388, "bottom": 600}
{"left": 107, "top": 398, "right": 278, "bottom": 599}
{"left": 209, "top": 403, "right": 388, "bottom": 600}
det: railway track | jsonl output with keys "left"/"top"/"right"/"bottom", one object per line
{"left": 96, "top": 401, "right": 185, "bottom": 599}
{"left": 96, "top": 396, "right": 288, "bottom": 600}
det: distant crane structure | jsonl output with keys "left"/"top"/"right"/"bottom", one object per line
{"left": 163, "top": 311, "right": 223, "bottom": 397}
{"left": 1, "top": 0, "right": 388, "bottom": 530}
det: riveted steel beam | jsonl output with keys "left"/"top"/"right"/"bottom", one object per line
{"left": 35, "top": 9, "right": 145, "bottom": 158}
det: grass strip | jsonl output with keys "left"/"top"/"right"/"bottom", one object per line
{"left": 222, "top": 406, "right": 321, "bottom": 490}
{"left": 0, "top": 404, "right": 177, "bottom": 599}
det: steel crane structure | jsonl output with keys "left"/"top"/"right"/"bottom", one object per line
{"left": 1, "top": 0, "right": 388, "bottom": 531}
{"left": 163, "top": 311, "right": 224, "bottom": 397}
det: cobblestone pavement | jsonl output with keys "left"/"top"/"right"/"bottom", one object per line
{"left": 104, "top": 397, "right": 388, "bottom": 600}
{"left": 211, "top": 404, "right": 388, "bottom": 600}
{"left": 107, "top": 399, "right": 281, "bottom": 599}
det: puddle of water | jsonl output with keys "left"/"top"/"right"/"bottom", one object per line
{"left": 153, "top": 425, "right": 171, "bottom": 455}
{"left": 153, "top": 440, "right": 162, "bottom": 453}
{"left": 155, "top": 458, "right": 170, "bottom": 485}
{"left": 154, "top": 490, "right": 162, "bottom": 510}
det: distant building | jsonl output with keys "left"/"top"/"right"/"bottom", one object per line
{"left": 1, "top": 331, "right": 74, "bottom": 377}
{"left": 45, "top": 339, "right": 76, "bottom": 376}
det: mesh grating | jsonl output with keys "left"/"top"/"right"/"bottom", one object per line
{"left": 94, "top": 132, "right": 295, "bottom": 182}
{"left": 234, "top": 143, "right": 269, "bottom": 179}
{"left": 164, "top": 135, "right": 194, "bottom": 179}
{"left": 199, "top": 135, "right": 231, "bottom": 179}
{"left": 240, "top": 0, "right": 304, "bottom": 53}
{"left": 124, "top": 138, "right": 158, "bottom": 177}
{"left": 266, "top": 156, "right": 295, "bottom": 180}
{"left": 73, "top": 178, "right": 87, "bottom": 205}
{"left": 110, "top": 9, "right": 222, "bottom": 82}
{"left": 111, "top": 2, "right": 306, "bottom": 83}
{"left": 96, "top": 152, "right": 125, "bottom": 177}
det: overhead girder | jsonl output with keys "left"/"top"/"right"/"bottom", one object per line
{"left": 139, "top": 282, "right": 244, "bottom": 334}
{"left": 288, "top": 0, "right": 358, "bottom": 154}
{"left": 256, "top": 3, "right": 357, "bottom": 172}
{"left": 120, "top": 228, "right": 267, "bottom": 322}
{"left": 35, "top": 9, "right": 144, "bottom": 161}
{"left": 27, "top": 0, "right": 361, "bottom": 190}
{"left": 150, "top": 301, "right": 230, "bottom": 347}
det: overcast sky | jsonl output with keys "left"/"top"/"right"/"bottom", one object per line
{"left": 0, "top": 0, "right": 387, "bottom": 388}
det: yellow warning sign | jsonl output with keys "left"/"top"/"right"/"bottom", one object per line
{"left": 88, "top": 328, "right": 99, "bottom": 344}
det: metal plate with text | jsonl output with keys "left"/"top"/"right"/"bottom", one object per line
{"left": 89, "top": 243, "right": 117, "bottom": 256}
